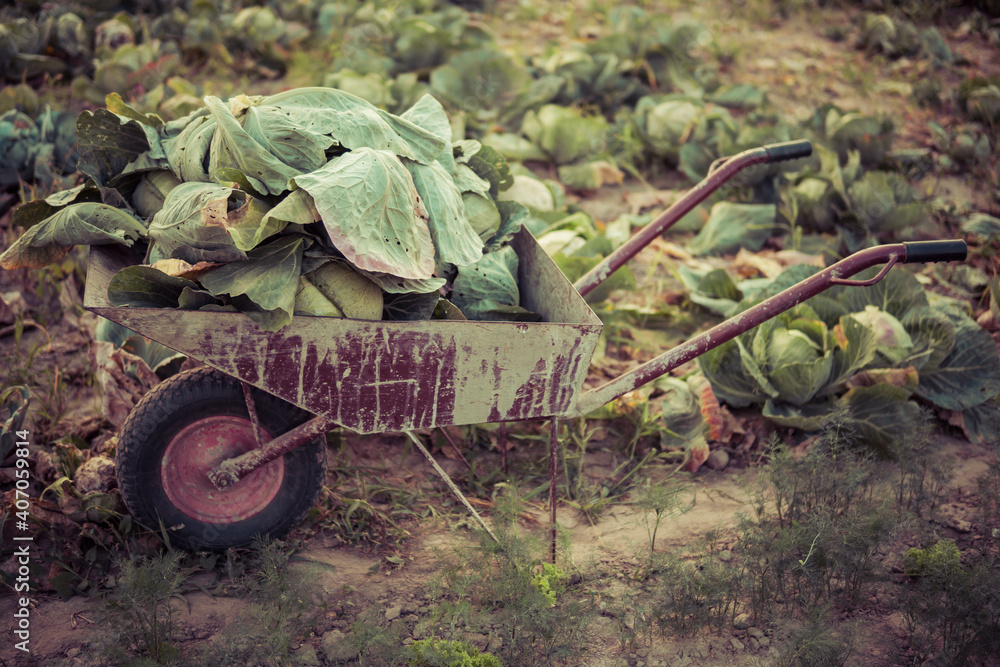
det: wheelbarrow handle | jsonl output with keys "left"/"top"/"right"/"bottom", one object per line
{"left": 574, "top": 142, "right": 812, "bottom": 298}
{"left": 903, "top": 240, "right": 967, "bottom": 264}
{"left": 571, "top": 240, "right": 963, "bottom": 416}
{"left": 763, "top": 139, "right": 813, "bottom": 163}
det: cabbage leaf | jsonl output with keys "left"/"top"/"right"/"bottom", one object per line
{"left": 293, "top": 147, "right": 436, "bottom": 279}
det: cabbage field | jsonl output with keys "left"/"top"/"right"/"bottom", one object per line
{"left": 2, "top": 1, "right": 1000, "bottom": 665}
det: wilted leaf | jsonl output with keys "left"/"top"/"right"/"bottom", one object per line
{"left": 108, "top": 265, "right": 201, "bottom": 309}
{"left": 0, "top": 203, "right": 146, "bottom": 270}
{"left": 76, "top": 108, "right": 155, "bottom": 185}
{"left": 147, "top": 182, "right": 250, "bottom": 263}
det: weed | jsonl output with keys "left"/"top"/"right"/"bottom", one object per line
{"left": 349, "top": 608, "right": 407, "bottom": 667}
{"left": 98, "top": 551, "right": 187, "bottom": 665}
{"left": 898, "top": 539, "right": 1000, "bottom": 664}
{"left": 755, "top": 608, "right": 859, "bottom": 667}
{"left": 889, "top": 413, "right": 953, "bottom": 520}
{"left": 317, "top": 467, "right": 418, "bottom": 550}
{"left": 648, "top": 548, "right": 742, "bottom": 634}
{"left": 974, "top": 442, "right": 1000, "bottom": 557}
{"left": 198, "top": 537, "right": 318, "bottom": 666}
{"left": 633, "top": 475, "right": 690, "bottom": 555}
{"left": 732, "top": 429, "right": 905, "bottom": 624}
{"left": 406, "top": 638, "right": 502, "bottom": 666}
{"left": 432, "top": 488, "right": 593, "bottom": 667}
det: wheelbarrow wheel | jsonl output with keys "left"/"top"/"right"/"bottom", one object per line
{"left": 116, "top": 366, "right": 326, "bottom": 550}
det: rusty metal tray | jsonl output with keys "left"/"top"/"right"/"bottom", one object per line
{"left": 85, "top": 228, "right": 603, "bottom": 434}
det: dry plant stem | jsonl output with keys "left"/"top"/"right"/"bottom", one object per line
{"left": 437, "top": 427, "right": 471, "bottom": 471}
{"left": 550, "top": 417, "right": 558, "bottom": 565}
{"left": 500, "top": 422, "right": 509, "bottom": 476}
{"left": 404, "top": 430, "right": 497, "bottom": 543}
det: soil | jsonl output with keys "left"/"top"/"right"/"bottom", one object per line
{"left": 2, "top": 1, "right": 1000, "bottom": 666}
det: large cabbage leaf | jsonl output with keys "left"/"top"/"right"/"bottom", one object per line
{"left": 163, "top": 113, "right": 216, "bottom": 183}
{"left": 697, "top": 338, "right": 764, "bottom": 408}
{"left": 400, "top": 94, "right": 455, "bottom": 170}
{"left": 199, "top": 235, "right": 305, "bottom": 332}
{"left": 404, "top": 159, "right": 483, "bottom": 267}
{"left": 294, "top": 147, "right": 436, "bottom": 280}
{"left": 240, "top": 102, "right": 336, "bottom": 173}
{"left": 688, "top": 202, "right": 776, "bottom": 256}
{"left": 915, "top": 311, "right": 1000, "bottom": 411}
{"left": 205, "top": 95, "right": 303, "bottom": 196}
{"left": 0, "top": 203, "right": 146, "bottom": 269}
{"left": 259, "top": 87, "right": 445, "bottom": 164}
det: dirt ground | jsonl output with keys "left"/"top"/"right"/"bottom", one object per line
{"left": 2, "top": 0, "right": 1000, "bottom": 666}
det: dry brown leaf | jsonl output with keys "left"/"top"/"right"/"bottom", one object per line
{"left": 95, "top": 341, "right": 161, "bottom": 429}
{"left": 150, "top": 258, "right": 223, "bottom": 280}
{"left": 623, "top": 189, "right": 678, "bottom": 215}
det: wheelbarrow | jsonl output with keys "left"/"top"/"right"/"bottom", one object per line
{"left": 83, "top": 140, "right": 968, "bottom": 550}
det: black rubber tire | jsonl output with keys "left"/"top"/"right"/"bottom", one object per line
{"left": 116, "top": 367, "right": 326, "bottom": 551}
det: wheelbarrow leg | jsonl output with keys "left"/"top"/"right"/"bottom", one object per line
{"left": 404, "top": 431, "right": 497, "bottom": 543}
{"left": 550, "top": 417, "right": 558, "bottom": 565}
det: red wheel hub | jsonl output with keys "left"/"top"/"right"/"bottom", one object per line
{"left": 161, "top": 415, "right": 284, "bottom": 524}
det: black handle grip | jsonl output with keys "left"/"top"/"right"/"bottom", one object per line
{"left": 763, "top": 140, "right": 813, "bottom": 163}
{"left": 903, "top": 240, "right": 967, "bottom": 264}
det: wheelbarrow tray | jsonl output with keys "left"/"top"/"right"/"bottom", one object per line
{"left": 84, "top": 229, "right": 603, "bottom": 434}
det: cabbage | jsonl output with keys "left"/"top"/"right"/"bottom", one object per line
{"left": 849, "top": 305, "right": 913, "bottom": 365}
{"left": 521, "top": 105, "right": 610, "bottom": 166}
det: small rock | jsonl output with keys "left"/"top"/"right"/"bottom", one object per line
{"left": 731, "top": 637, "right": 745, "bottom": 652}
{"left": 733, "top": 613, "right": 752, "bottom": 630}
{"left": 385, "top": 605, "right": 402, "bottom": 621}
{"left": 671, "top": 656, "right": 693, "bottom": 667}
{"left": 291, "top": 644, "right": 321, "bottom": 666}
{"left": 747, "top": 627, "right": 764, "bottom": 639}
{"left": 66, "top": 648, "right": 81, "bottom": 659}
{"left": 74, "top": 455, "right": 116, "bottom": 494}
{"left": 758, "top": 635, "right": 770, "bottom": 647}
{"left": 705, "top": 449, "right": 729, "bottom": 471}
{"left": 486, "top": 635, "right": 502, "bottom": 653}
{"left": 718, "top": 550, "right": 733, "bottom": 563}
{"left": 464, "top": 633, "right": 489, "bottom": 651}
{"left": 321, "top": 629, "right": 357, "bottom": 663}
{"left": 749, "top": 637, "right": 761, "bottom": 651}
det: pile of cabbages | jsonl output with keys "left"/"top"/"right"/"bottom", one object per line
{"left": 0, "top": 87, "right": 535, "bottom": 329}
